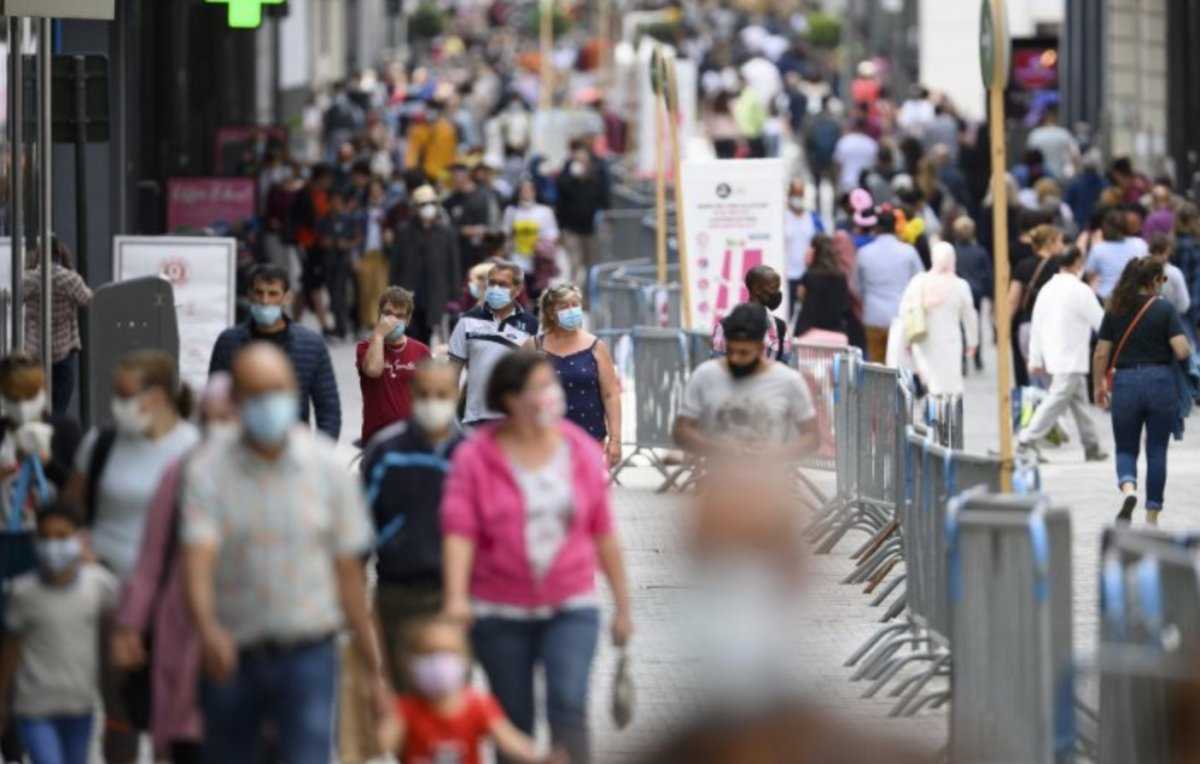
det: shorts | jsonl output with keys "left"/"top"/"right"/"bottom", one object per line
{"left": 301, "top": 249, "right": 328, "bottom": 292}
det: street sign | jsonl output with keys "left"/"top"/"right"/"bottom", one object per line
{"left": 1, "top": 0, "right": 114, "bottom": 19}
{"left": 979, "top": 0, "right": 1010, "bottom": 90}
{"left": 204, "top": 0, "right": 284, "bottom": 28}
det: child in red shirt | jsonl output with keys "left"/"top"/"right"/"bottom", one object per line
{"left": 379, "top": 618, "right": 561, "bottom": 764}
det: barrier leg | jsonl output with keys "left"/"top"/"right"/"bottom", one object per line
{"left": 844, "top": 622, "right": 911, "bottom": 668}
{"left": 863, "top": 551, "right": 903, "bottom": 593}
{"left": 890, "top": 654, "right": 950, "bottom": 717}
{"left": 868, "top": 566, "right": 905, "bottom": 604}
{"left": 863, "top": 650, "right": 940, "bottom": 699}
{"left": 843, "top": 540, "right": 898, "bottom": 584}
{"left": 851, "top": 519, "right": 898, "bottom": 561}
{"left": 881, "top": 591, "right": 907, "bottom": 621}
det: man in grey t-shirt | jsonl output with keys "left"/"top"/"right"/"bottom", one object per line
{"left": 674, "top": 304, "right": 817, "bottom": 458}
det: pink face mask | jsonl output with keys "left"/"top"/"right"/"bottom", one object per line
{"left": 525, "top": 384, "right": 565, "bottom": 428}
{"left": 410, "top": 651, "right": 466, "bottom": 698}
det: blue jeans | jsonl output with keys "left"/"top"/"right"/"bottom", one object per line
{"left": 200, "top": 638, "right": 337, "bottom": 764}
{"left": 1111, "top": 365, "right": 1177, "bottom": 509}
{"left": 51, "top": 352, "right": 77, "bottom": 416}
{"left": 472, "top": 608, "right": 600, "bottom": 764}
{"left": 16, "top": 714, "right": 93, "bottom": 764}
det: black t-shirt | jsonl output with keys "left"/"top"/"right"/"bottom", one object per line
{"left": 796, "top": 271, "right": 851, "bottom": 335}
{"left": 1098, "top": 297, "right": 1187, "bottom": 367}
{"left": 1012, "top": 255, "right": 1059, "bottom": 323}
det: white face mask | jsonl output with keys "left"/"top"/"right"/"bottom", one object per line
{"left": 412, "top": 399, "right": 457, "bottom": 433}
{"left": 3, "top": 391, "right": 45, "bottom": 425}
{"left": 419, "top": 203, "right": 438, "bottom": 222}
{"left": 788, "top": 195, "right": 806, "bottom": 210}
{"left": 111, "top": 396, "right": 151, "bottom": 436}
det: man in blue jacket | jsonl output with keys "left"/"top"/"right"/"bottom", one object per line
{"left": 209, "top": 264, "right": 341, "bottom": 439}
{"left": 361, "top": 359, "right": 464, "bottom": 689}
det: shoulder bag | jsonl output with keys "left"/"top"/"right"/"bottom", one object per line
{"left": 903, "top": 276, "right": 928, "bottom": 344}
{"left": 1105, "top": 297, "right": 1159, "bottom": 392}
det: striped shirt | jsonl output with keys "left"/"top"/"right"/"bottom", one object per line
{"left": 23, "top": 266, "right": 93, "bottom": 363}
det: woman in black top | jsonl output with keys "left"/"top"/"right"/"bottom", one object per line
{"left": 794, "top": 235, "right": 856, "bottom": 342}
{"left": 1093, "top": 258, "right": 1192, "bottom": 525}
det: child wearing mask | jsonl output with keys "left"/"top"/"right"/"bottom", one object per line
{"left": 378, "top": 618, "right": 561, "bottom": 764}
{"left": 0, "top": 502, "right": 119, "bottom": 764}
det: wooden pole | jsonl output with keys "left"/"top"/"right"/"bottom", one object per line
{"left": 665, "top": 56, "right": 692, "bottom": 330}
{"left": 597, "top": 0, "right": 611, "bottom": 86}
{"left": 989, "top": 85, "right": 1014, "bottom": 491}
{"left": 654, "top": 93, "right": 668, "bottom": 284}
{"left": 539, "top": 0, "right": 554, "bottom": 110}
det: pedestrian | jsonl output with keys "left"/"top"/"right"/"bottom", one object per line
{"left": 290, "top": 163, "right": 335, "bottom": 330}
{"left": 526, "top": 284, "right": 622, "bottom": 465}
{"left": 0, "top": 353, "right": 81, "bottom": 510}
{"left": 378, "top": 617, "right": 558, "bottom": 764}
{"left": 0, "top": 502, "right": 118, "bottom": 764}
{"left": 805, "top": 96, "right": 842, "bottom": 205}
{"left": 674, "top": 304, "right": 818, "bottom": 458}
{"left": 405, "top": 98, "right": 459, "bottom": 185}
{"left": 444, "top": 162, "right": 501, "bottom": 273}
{"left": 502, "top": 179, "right": 560, "bottom": 297}
{"left": 1146, "top": 235, "right": 1192, "bottom": 318}
{"left": 898, "top": 242, "right": 979, "bottom": 396}
{"left": 712, "top": 266, "right": 791, "bottom": 363}
{"left": 1086, "top": 208, "right": 1148, "bottom": 301}
{"left": 319, "top": 189, "right": 363, "bottom": 340}
{"left": 357, "top": 287, "right": 432, "bottom": 444}
{"left": 182, "top": 343, "right": 389, "bottom": 762}
{"left": 357, "top": 178, "right": 394, "bottom": 330}
{"left": 794, "top": 235, "right": 856, "bottom": 343}
{"left": 209, "top": 263, "right": 342, "bottom": 440}
{"left": 1025, "top": 106, "right": 1079, "bottom": 180}
{"left": 109, "top": 374, "right": 237, "bottom": 764}
{"left": 362, "top": 360, "right": 466, "bottom": 691}
{"left": 448, "top": 261, "right": 539, "bottom": 429}
{"left": 21, "top": 239, "right": 92, "bottom": 415}
{"left": 784, "top": 177, "right": 824, "bottom": 303}
{"left": 554, "top": 140, "right": 610, "bottom": 289}
{"left": 1011, "top": 224, "right": 1064, "bottom": 375}
{"left": 1021, "top": 246, "right": 1107, "bottom": 462}
{"left": 1174, "top": 202, "right": 1200, "bottom": 325}
{"left": 1093, "top": 258, "right": 1192, "bottom": 525}
{"left": 440, "top": 350, "right": 633, "bottom": 764}
{"left": 951, "top": 217, "right": 992, "bottom": 371}
{"left": 390, "top": 185, "right": 462, "bottom": 346}
{"left": 833, "top": 118, "right": 879, "bottom": 193}
{"left": 855, "top": 209, "right": 925, "bottom": 363}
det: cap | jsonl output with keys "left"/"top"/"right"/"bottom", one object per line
{"left": 411, "top": 185, "right": 438, "bottom": 205}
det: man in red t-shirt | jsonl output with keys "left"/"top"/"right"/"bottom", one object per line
{"left": 357, "top": 287, "right": 431, "bottom": 444}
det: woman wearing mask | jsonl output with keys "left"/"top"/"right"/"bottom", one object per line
{"left": 63, "top": 351, "right": 199, "bottom": 763}
{"left": 898, "top": 242, "right": 979, "bottom": 396}
{"left": 525, "top": 285, "right": 622, "bottom": 466}
{"left": 109, "top": 374, "right": 236, "bottom": 764}
{"left": 1094, "top": 259, "right": 1192, "bottom": 526}
{"left": 441, "top": 351, "right": 633, "bottom": 764}
{"left": 501, "top": 179, "right": 559, "bottom": 297}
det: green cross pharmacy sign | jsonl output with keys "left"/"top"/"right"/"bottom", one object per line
{"left": 205, "top": 0, "right": 283, "bottom": 28}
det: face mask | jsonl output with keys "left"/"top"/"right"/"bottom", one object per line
{"left": 469, "top": 282, "right": 483, "bottom": 299}
{"left": 36, "top": 537, "right": 82, "bottom": 576}
{"left": 410, "top": 651, "right": 466, "bottom": 698}
{"left": 762, "top": 292, "right": 783, "bottom": 311}
{"left": 728, "top": 357, "right": 761, "bottom": 379}
{"left": 111, "top": 396, "right": 151, "bottom": 436}
{"left": 557, "top": 306, "right": 584, "bottom": 331}
{"left": 531, "top": 384, "right": 566, "bottom": 428}
{"left": 241, "top": 391, "right": 299, "bottom": 447}
{"left": 789, "top": 196, "right": 805, "bottom": 210}
{"left": 387, "top": 322, "right": 408, "bottom": 342}
{"left": 3, "top": 391, "right": 45, "bottom": 425}
{"left": 250, "top": 302, "right": 283, "bottom": 327}
{"left": 519, "top": 199, "right": 534, "bottom": 209}
{"left": 485, "top": 286, "right": 513, "bottom": 311}
{"left": 419, "top": 203, "right": 438, "bottom": 222}
{"left": 570, "top": 161, "right": 586, "bottom": 178}
{"left": 412, "top": 399, "right": 457, "bottom": 433}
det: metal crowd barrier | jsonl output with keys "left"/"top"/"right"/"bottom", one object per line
{"left": 610, "top": 327, "right": 690, "bottom": 488}
{"left": 1098, "top": 528, "right": 1200, "bottom": 764}
{"left": 596, "top": 209, "right": 655, "bottom": 268}
{"left": 588, "top": 260, "right": 682, "bottom": 333}
{"left": 792, "top": 342, "right": 845, "bottom": 472}
{"left": 947, "top": 493, "right": 1075, "bottom": 764}
{"left": 922, "top": 394, "right": 964, "bottom": 451}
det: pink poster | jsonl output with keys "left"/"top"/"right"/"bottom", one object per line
{"left": 166, "top": 178, "right": 257, "bottom": 233}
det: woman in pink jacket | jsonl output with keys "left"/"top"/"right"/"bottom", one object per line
{"left": 441, "top": 351, "right": 633, "bottom": 764}
{"left": 108, "top": 375, "right": 236, "bottom": 763}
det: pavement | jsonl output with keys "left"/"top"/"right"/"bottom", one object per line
{"left": 326, "top": 334, "right": 1200, "bottom": 762}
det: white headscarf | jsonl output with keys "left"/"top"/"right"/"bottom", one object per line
{"left": 923, "top": 241, "right": 959, "bottom": 308}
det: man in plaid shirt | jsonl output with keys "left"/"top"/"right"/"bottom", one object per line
{"left": 22, "top": 239, "right": 93, "bottom": 414}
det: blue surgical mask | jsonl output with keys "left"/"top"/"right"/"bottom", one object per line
{"left": 387, "top": 322, "right": 408, "bottom": 342}
{"left": 241, "top": 392, "right": 298, "bottom": 447}
{"left": 250, "top": 303, "right": 283, "bottom": 327}
{"left": 36, "top": 537, "right": 82, "bottom": 576}
{"left": 557, "top": 306, "right": 584, "bottom": 331}
{"left": 469, "top": 282, "right": 483, "bottom": 299}
{"left": 486, "top": 286, "right": 513, "bottom": 311}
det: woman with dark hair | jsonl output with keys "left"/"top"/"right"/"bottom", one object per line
{"left": 440, "top": 351, "right": 632, "bottom": 763}
{"left": 22, "top": 238, "right": 93, "bottom": 415}
{"left": 1085, "top": 208, "right": 1149, "bottom": 301}
{"left": 1093, "top": 258, "right": 1192, "bottom": 525}
{"left": 794, "top": 234, "right": 858, "bottom": 345}
{"left": 706, "top": 92, "right": 741, "bottom": 160}
{"left": 1174, "top": 202, "right": 1200, "bottom": 325}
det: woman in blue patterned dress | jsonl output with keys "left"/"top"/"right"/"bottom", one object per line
{"left": 525, "top": 284, "right": 623, "bottom": 466}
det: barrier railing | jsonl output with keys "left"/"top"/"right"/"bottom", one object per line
{"left": 610, "top": 327, "right": 690, "bottom": 488}
{"left": 596, "top": 209, "right": 656, "bottom": 268}
{"left": 588, "top": 260, "right": 682, "bottom": 333}
{"left": 922, "top": 394, "right": 964, "bottom": 451}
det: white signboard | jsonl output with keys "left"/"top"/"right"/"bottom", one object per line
{"left": 113, "top": 236, "right": 236, "bottom": 393}
{"left": 679, "top": 159, "right": 786, "bottom": 332}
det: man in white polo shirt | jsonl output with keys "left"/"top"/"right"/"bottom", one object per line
{"left": 448, "top": 261, "right": 539, "bottom": 427}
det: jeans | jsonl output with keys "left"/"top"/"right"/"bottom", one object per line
{"left": 472, "top": 608, "right": 600, "bottom": 764}
{"left": 16, "top": 714, "right": 93, "bottom": 764}
{"left": 51, "top": 352, "right": 77, "bottom": 415}
{"left": 1111, "top": 365, "right": 1177, "bottom": 510}
{"left": 200, "top": 638, "right": 337, "bottom": 764}
{"left": 1018, "top": 373, "right": 1100, "bottom": 452}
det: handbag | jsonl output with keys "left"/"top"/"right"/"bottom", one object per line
{"left": 611, "top": 647, "right": 635, "bottom": 730}
{"left": 1104, "top": 297, "right": 1159, "bottom": 393}
{"left": 902, "top": 277, "right": 927, "bottom": 344}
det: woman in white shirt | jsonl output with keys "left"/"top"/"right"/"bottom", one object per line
{"left": 502, "top": 179, "right": 560, "bottom": 292}
{"left": 899, "top": 242, "right": 979, "bottom": 396}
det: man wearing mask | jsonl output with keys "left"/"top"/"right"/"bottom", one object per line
{"left": 674, "top": 304, "right": 817, "bottom": 460}
{"left": 357, "top": 287, "right": 431, "bottom": 444}
{"left": 711, "top": 266, "right": 791, "bottom": 364}
{"left": 444, "top": 162, "right": 500, "bottom": 274}
{"left": 447, "top": 261, "right": 538, "bottom": 429}
{"left": 360, "top": 359, "right": 465, "bottom": 691}
{"left": 784, "top": 178, "right": 824, "bottom": 305}
{"left": 391, "top": 185, "right": 461, "bottom": 346}
{"left": 209, "top": 264, "right": 341, "bottom": 440}
{"left": 183, "top": 343, "right": 387, "bottom": 762}
{"left": 555, "top": 139, "right": 611, "bottom": 288}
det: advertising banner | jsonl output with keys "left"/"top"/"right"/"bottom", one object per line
{"left": 679, "top": 158, "right": 786, "bottom": 332}
{"left": 166, "top": 177, "right": 257, "bottom": 233}
{"left": 113, "top": 236, "right": 236, "bottom": 392}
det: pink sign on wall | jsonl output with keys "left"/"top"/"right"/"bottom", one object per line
{"left": 166, "top": 177, "right": 257, "bottom": 233}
